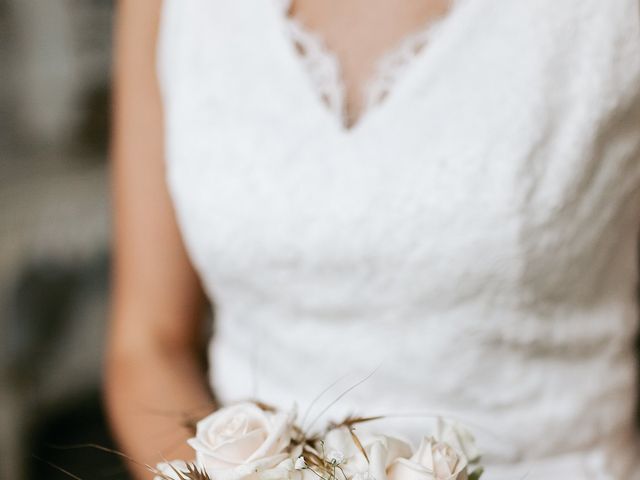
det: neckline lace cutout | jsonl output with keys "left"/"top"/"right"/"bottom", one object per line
{"left": 276, "top": 0, "right": 456, "bottom": 130}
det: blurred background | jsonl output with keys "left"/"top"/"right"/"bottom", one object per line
{"left": 0, "top": 0, "right": 127, "bottom": 478}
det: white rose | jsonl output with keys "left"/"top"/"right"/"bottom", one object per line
{"left": 257, "top": 458, "right": 299, "bottom": 480}
{"left": 187, "top": 402, "right": 294, "bottom": 480}
{"left": 388, "top": 437, "right": 468, "bottom": 480}
{"left": 435, "top": 419, "right": 480, "bottom": 464}
{"left": 257, "top": 457, "right": 319, "bottom": 480}
{"left": 322, "top": 427, "right": 413, "bottom": 480}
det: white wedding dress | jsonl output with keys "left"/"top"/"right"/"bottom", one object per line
{"left": 156, "top": 0, "right": 640, "bottom": 478}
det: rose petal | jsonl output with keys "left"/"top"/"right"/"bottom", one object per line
{"left": 248, "top": 411, "right": 292, "bottom": 461}
{"left": 202, "top": 453, "right": 290, "bottom": 480}
{"left": 389, "top": 458, "right": 436, "bottom": 480}
{"left": 435, "top": 420, "right": 479, "bottom": 465}
{"left": 411, "top": 438, "right": 436, "bottom": 472}
{"left": 215, "top": 429, "right": 269, "bottom": 463}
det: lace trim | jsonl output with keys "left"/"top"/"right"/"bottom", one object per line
{"left": 284, "top": 18, "right": 347, "bottom": 126}
{"left": 277, "top": 0, "right": 454, "bottom": 128}
{"left": 364, "top": 18, "right": 449, "bottom": 111}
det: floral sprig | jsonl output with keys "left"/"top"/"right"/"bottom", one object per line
{"left": 155, "top": 461, "right": 212, "bottom": 480}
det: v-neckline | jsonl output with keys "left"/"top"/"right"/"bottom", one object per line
{"left": 264, "top": 0, "right": 467, "bottom": 136}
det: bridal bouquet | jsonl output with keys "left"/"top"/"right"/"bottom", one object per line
{"left": 153, "top": 402, "right": 483, "bottom": 480}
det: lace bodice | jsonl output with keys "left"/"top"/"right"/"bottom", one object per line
{"left": 156, "top": 1, "right": 640, "bottom": 478}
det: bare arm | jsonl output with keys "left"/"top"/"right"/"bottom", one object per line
{"left": 105, "top": 1, "right": 214, "bottom": 477}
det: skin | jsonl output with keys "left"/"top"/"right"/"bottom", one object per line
{"left": 105, "top": 1, "right": 452, "bottom": 478}
{"left": 105, "top": 1, "right": 213, "bottom": 477}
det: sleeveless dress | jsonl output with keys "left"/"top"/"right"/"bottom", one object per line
{"left": 156, "top": 1, "right": 640, "bottom": 478}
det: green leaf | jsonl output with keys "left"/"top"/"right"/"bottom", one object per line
{"left": 468, "top": 467, "right": 484, "bottom": 480}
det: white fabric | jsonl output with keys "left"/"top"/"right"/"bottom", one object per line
{"left": 156, "top": 0, "right": 640, "bottom": 478}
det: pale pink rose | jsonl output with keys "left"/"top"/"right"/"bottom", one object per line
{"left": 187, "top": 402, "right": 294, "bottom": 480}
{"left": 435, "top": 419, "right": 480, "bottom": 464}
{"left": 388, "top": 437, "right": 469, "bottom": 480}
{"left": 322, "top": 427, "right": 413, "bottom": 480}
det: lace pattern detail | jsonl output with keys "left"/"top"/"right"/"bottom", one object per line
{"left": 277, "top": 0, "right": 455, "bottom": 128}
{"left": 284, "top": 18, "right": 347, "bottom": 125}
{"left": 363, "top": 18, "right": 448, "bottom": 110}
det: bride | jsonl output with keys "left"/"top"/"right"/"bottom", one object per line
{"left": 104, "top": 0, "right": 640, "bottom": 478}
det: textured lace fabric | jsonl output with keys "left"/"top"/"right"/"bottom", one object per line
{"left": 156, "top": 0, "right": 640, "bottom": 478}
{"left": 277, "top": 0, "right": 452, "bottom": 128}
